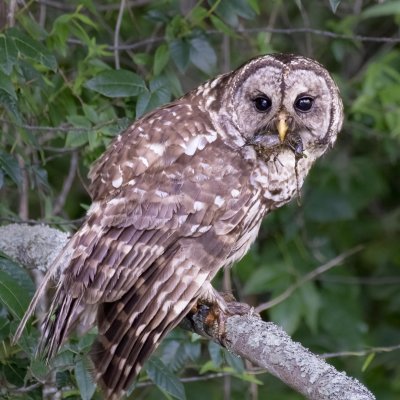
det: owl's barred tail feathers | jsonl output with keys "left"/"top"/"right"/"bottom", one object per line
{"left": 37, "top": 288, "right": 82, "bottom": 360}
{"left": 90, "top": 247, "right": 210, "bottom": 400}
{"left": 13, "top": 221, "right": 101, "bottom": 359}
{"left": 12, "top": 233, "right": 78, "bottom": 348}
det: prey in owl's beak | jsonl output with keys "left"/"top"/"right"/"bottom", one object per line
{"left": 275, "top": 111, "right": 306, "bottom": 159}
{"left": 249, "top": 111, "right": 306, "bottom": 160}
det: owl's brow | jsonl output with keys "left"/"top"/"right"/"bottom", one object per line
{"left": 232, "top": 58, "right": 284, "bottom": 90}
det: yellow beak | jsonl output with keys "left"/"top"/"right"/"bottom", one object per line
{"left": 276, "top": 113, "right": 289, "bottom": 143}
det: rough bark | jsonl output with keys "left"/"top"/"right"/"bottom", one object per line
{"left": 0, "top": 223, "right": 375, "bottom": 400}
{"left": 184, "top": 309, "right": 374, "bottom": 400}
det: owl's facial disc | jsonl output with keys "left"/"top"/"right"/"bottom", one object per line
{"left": 227, "top": 54, "right": 343, "bottom": 157}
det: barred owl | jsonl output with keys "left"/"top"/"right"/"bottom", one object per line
{"left": 16, "top": 54, "right": 343, "bottom": 399}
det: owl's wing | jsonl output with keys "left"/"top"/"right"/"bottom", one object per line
{"left": 38, "top": 101, "right": 258, "bottom": 399}
{"left": 88, "top": 102, "right": 220, "bottom": 201}
{"left": 62, "top": 101, "right": 240, "bottom": 303}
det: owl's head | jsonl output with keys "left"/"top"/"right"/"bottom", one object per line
{"left": 218, "top": 54, "right": 343, "bottom": 160}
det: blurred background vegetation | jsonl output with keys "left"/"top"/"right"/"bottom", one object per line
{"left": 0, "top": 0, "right": 399, "bottom": 399}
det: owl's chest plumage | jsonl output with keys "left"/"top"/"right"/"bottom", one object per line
{"left": 251, "top": 148, "right": 314, "bottom": 207}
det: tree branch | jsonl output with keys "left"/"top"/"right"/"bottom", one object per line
{"left": 0, "top": 224, "right": 375, "bottom": 400}
{"left": 222, "top": 315, "right": 374, "bottom": 400}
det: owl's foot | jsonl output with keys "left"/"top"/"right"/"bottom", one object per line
{"left": 186, "top": 284, "right": 255, "bottom": 346}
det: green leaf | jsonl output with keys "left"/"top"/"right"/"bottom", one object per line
{"left": 29, "top": 164, "right": 50, "bottom": 193}
{"left": 7, "top": 28, "right": 57, "bottom": 71}
{"left": 153, "top": 44, "right": 170, "bottom": 76}
{"left": 237, "top": 372, "right": 263, "bottom": 385}
{"left": 0, "top": 269, "right": 31, "bottom": 320}
{"left": 0, "top": 89, "right": 21, "bottom": 122}
{"left": 362, "top": 353, "right": 375, "bottom": 372}
{"left": 0, "top": 34, "right": 18, "bottom": 74}
{"left": 320, "top": 285, "right": 364, "bottom": 348}
{"left": 135, "top": 90, "right": 151, "bottom": 118}
{"left": 189, "top": 6, "right": 209, "bottom": 25}
{"left": 199, "top": 360, "right": 219, "bottom": 374}
{"left": 299, "top": 282, "right": 320, "bottom": 333}
{"left": 0, "top": 254, "right": 35, "bottom": 297}
{"left": 0, "top": 316, "right": 10, "bottom": 342}
{"left": 223, "top": 349, "right": 244, "bottom": 373}
{"left": 74, "top": 10, "right": 99, "bottom": 30}
{"left": 83, "top": 104, "right": 99, "bottom": 124}
{"left": 136, "top": 79, "right": 171, "bottom": 118}
{"left": 270, "top": 292, "right": 302, "bottom": 335}
{"left": 85, "top": 69, "right": 146, "bottom": 97}
{"left": 243, "top": 263, "right": 284, "bottom": 295}
{"left": 183, "top": 341, "right": 201, "bottom": 361}
{"left": 132, "top": 52, "right": 152, "bottom": 66}
{"left": 169, "top": 39, "right": 190, "bottom": 73}
{"left": 329, "top": 0, "right": 341, "bottom": 13}
{"left": 53, "top": 350, "right": 75, "bottom": 370}
{"left": 75, "top": 357, "right": 96, "bottom": 400}
{"left": 65, "top": 130, "right": 89, "bottom": 148}
{"left": 0, "top": 150, "right": 22, "bottom": 187}
{"left": 30, "top": 359, "right": 49, "bottom": 381}
{"left": 189, "top": 36, "right": 216, "bottom": 74}
{"left": 145, "top": 357, "right": 186, "bottom": 400}
{"left": 208, "top": 341, "right": 223, "bottom": 368}
{"left": 214, "top": 0, "right": 256, "bottom": 26}
{"left": 247, "top": 0, "right": 260, "bottom": 14}
{"left": 78, "top": 331, "right": 96, "bottom": 352}
{"left": 210, "top": 15, "right": 237, "bottom": 37}
{"left": 362, "top": 1, "right": 400, "bottom": 18}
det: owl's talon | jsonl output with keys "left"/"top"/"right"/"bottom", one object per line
{"left": 189, "top": 294, "right": 256, "bottom": 346}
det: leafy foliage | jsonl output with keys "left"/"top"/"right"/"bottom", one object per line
{"left": 0, "top": 0, "right": 399, "bottom": 399}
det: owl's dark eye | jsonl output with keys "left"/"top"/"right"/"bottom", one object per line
{"left": 253, "top": 96, "right": 272, "bottom": 112}
{"left": 294, "top": 96, "right": 314, "bottom": 112}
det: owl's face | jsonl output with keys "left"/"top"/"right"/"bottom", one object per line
{"left": 222, "top": 54, "right": 343, "bottom": 160}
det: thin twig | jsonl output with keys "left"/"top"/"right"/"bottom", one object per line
{"left": 0, "top": 117, "right": 121, "bottom": 134}
{"left": 248, "top": 27, "right": 400, "bottom": 43}
{"left": 5, "top": 382, "right": 41, "bottom": 394}
{"left": 7, "top": 0, "right": 17, "bottom": 27}
{"left": 39, "top": 0, "right": 46, "bottom": 27}
{"left": 17, "top": 155, "right": 29, "bottom": 220}
{"left": 135, "top": 373, "right": 220, "bottom": 388}
{"left": 114, "top": 0, "right": 126, "bottom": 69}
{"left": 65, "top": 26, "right": 400, "bottom": 55}
{"left": 319, "top": 275, "right": 400, "bottom": 285}
{"left": 255, "top": 245, "right": 364, "bottom": 313}
{"left": 37, "top": 0, "right": 150, "bottom": 11}
{"left": 297, "top": 2, "right": 313, "bottom": 57}
{"left": 321, "top": 343, "right": 400, "bottom": 359}
{"left": 263, "top": 1, "right": 280, "bottom": 46}
{"left": 53, "top": 151, "right": 79, "bottom": 215}
{"left": 0, "top": 119, "right": 88, "bottom": 132}
{"left": 72, "top": 27, "right": 400, "bottom": 53}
